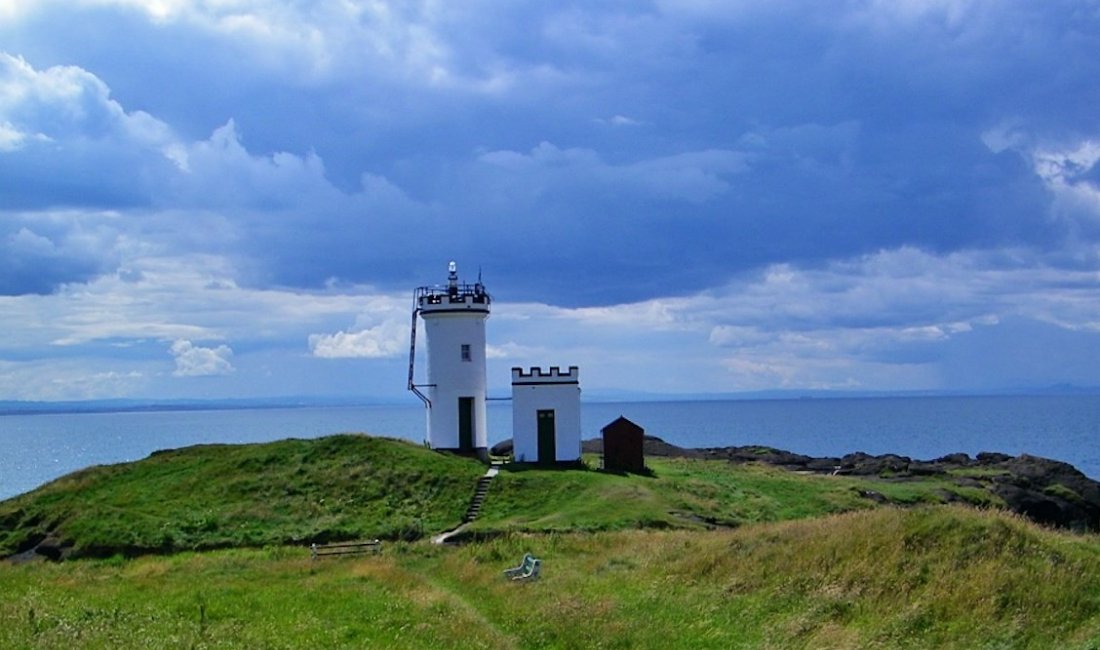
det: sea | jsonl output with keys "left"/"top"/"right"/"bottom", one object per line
{"left": 1, "top": 395, "right": 1098, "bottom": 501}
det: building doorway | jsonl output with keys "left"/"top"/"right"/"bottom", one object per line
{"left": 537, "top": 409, "right": 556, "bottom": 463}
{"left": 458, "top": 397, "right": 474, "bottom": 451}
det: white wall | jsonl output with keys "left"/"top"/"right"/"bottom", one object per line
{"left": 423, "top": 310, "right": 489, "bottom": 451}
{"left": 512, "top": 367, "right": 581, "bottom": 463}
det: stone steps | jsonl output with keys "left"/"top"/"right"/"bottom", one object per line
{"left": 463, "top": 471, "right": 496, "bottom": 523}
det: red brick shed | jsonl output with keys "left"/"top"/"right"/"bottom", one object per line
{"left": 601, "top": 416, "right": 645, "bottom": 473}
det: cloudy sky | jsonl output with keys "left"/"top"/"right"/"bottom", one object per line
{"left": 1, "top": 0, "right": 1099, "bottom": 402}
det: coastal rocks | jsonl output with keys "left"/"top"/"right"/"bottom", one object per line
{"left": 490, "top": 440, "right": 514, "bottom": 457}
{"left": 29, "top": 535, "right": 71, "bottom": 562}
{"left": 696, "top": 445, "right": 833, "bottom": 469}
{"left": 935, "top": 452, "right": 972, "bottom": 465}
{"left": 581, "top": 435, "right": 703, "bottom": 458}
{"left": 7, "top": 533, "right": 72, "bottom": 564}
{"left": 858, "top": 489, "right": 889, "bottom": 504}
{"left": 990, "top": 455, "right": 1100, "bottom": 532}
{"left": 501, "top": 435, "right": 699, "bottom": 459}
{"left": 736, "top": 447, "right": 1100, "bottom": 532}
{"left": 838, "top": 452, "right": 911, "bottom": 476}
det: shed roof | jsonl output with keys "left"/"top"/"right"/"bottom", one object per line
{"left": 601, "top": 416, "right": 644, "bottom": 435}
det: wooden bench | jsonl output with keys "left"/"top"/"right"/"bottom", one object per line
{"left": 310, "top": 539, "right": 381, "bottom": 560}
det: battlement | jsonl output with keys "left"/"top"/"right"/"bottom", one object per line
{"left": 511, "top": 366, "right": 580, "bottom": 385}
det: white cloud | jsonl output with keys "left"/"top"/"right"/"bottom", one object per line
{"left": 169, "top": 339, "right": 234, "bottom": 377}
{"left": 1033, "top": 141, "right": 1100, "bottom": 221}
{"left": 489, "top": 246, "right": 1100, "bottom": 392}
{"left": 309, "top": 320, "right": 406, "bottom": 359}
{"left": 981, "top": 128, "right": 1100, "bottom": 223}
{"left": 0, "top": 53, "right": 173, "bottom": 146}
{"left": 0, "top": 250, "right": 416, "bottom": 398}
{"left": 0, "top": 0, "right": 1098, "bottom": 400}
{"left": 847, "top": 0, "right": 983, "bottom": 29}
{"left": 8, "top": 227, "right": 56, "bottom": 255}
{"left": 571, "top": 299, "right": 689, "bottom": 330}
{"left": 0, "top": 119, "right": 28, "bottom": 150}
{"left": 1032, "top": 141, "right": 1100, "bottom": 185}
{"left": 0, "top": 359, "right": 146, "bottom": 400}
{"left": 165, "top": 119, "right": 337, "bottom": 209}
{"left": 33, "top": 254, "right": 402, "bottom": 347}
{"left": 486, "top": 341, "right": 545, "bottom": 360}
{"left": 0, "top": 0, "right": 519, "bottom": 90}
{"left": 594, "top": 114, "right": 643, "bottom": 127}
{"left": 709, "top": 325, "right": 770, "bottom": 347}
{"left": 980, "top": 121, "right": 1026, "bottom": 154}
{"left": 477, "top": 142, "right": 746, "bottom": 203}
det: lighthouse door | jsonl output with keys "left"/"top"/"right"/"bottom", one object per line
{"left": 458, "top": 397, "right": 475, "bottom": 451}
{"left": 537, "top": 410, "right": 556, "bottom": 464}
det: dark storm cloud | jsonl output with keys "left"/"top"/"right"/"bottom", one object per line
{"left": 3, "top": 1, "right": 1099, "bottom": 305}
{"left": 1, "top": 1, "right": 1100, "bottom": 399}
{"left": 0, "top": 214, "right": 117, "bottom": 295}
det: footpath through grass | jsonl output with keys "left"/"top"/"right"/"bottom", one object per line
{"left": 1, "top": 506, "right": 1098, "bottom": 649}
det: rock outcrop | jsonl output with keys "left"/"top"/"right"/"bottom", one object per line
{"left": 572, "top": 436, "right": 1100, "bottom": 532}
{"left": 692, "top": 445, "right": 1100, "bottom": 532}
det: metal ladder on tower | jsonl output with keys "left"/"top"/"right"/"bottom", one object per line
{"left": 407, "top": 296, "right": 430, "bottom": 407}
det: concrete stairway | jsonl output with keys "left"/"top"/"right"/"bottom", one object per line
{"left": 463, "top": 467, "right": 498, "bottom": 523}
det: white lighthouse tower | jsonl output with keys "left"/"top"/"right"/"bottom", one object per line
{"left": 408, "top": 262, "right": 490, "bottom": 459}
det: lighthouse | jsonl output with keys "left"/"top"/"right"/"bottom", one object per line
{"left": 408, "top": 262, "right": 490, "bottom": 459}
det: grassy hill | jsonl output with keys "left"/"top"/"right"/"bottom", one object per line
{"left": 469, "top": 456, "right": 997, "bottom": 534}
{"left": 0, "top": 435, "right": 485, "bottom": 558}
{"left": 1, "top": 436, "right": 1000, "bottom": 559}
{"left": 1, "top": 507, "right": 1098, "bottom": 648}
{"left": 2, "top": 435, "right": 1099, "bottom": 647}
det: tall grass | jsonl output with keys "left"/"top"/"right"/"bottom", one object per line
{"left": 4, "top": 507, "right": 1094, "bottom": 649}
{"left": 431, "top": 506, "right": 1100, "bottom": 649}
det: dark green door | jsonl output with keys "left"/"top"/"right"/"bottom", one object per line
{"left": 537, "top": 410, "right": 556, "bottom": 464}
{"left": 458, "top": 397, "right": 474, "bottom": 451}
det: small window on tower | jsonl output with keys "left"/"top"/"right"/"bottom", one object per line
{"left": 461, "top": 344, "right": 471, "bottom": 362}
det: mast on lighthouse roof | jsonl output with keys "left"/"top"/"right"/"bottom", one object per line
{"left": 408, "top": 261, "right": 491, "bottom": 460}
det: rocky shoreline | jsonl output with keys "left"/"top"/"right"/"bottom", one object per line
{"left": 571, "top": 437, "right": 1100, "bottom": 532}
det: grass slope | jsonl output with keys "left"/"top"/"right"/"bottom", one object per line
{"left": 3, "top": 441, "right": 1008, "bottom": 559}
{"left": 469, "top": 456, "right": 999, "bottom": 534}
{"left": 0, "top": 435, "right": 485, "bottom": 558}
{"left": 1, "top": 507, "right": 1098, "bottom": 648}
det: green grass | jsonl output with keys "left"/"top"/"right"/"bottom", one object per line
{"left": 0, "top": 435, "right": 486, "bottom": 558}
{"left": 1, "top": 507, "right": 1098, "bottom": 649}
{"left": 946, "top": 467, "right": 1012, "bottom": 479}
{"left": 469, "top": 457, "right": 985, "bottom": 534}
{"left": 1045, "top": 483, "right": 1086, "bottom": 503}
{"left": 0, "top": 435, "right": 1040, "bottom": 562}
{"left": 3, "top": 437, "right": 1100, "bottom": 647}
{"left": 2, "top": 438, "right": 1020, "bottom": 560}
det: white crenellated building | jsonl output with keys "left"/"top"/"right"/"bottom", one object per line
{"left": 511, "top": 366, "right": 581, "bottom": 464}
